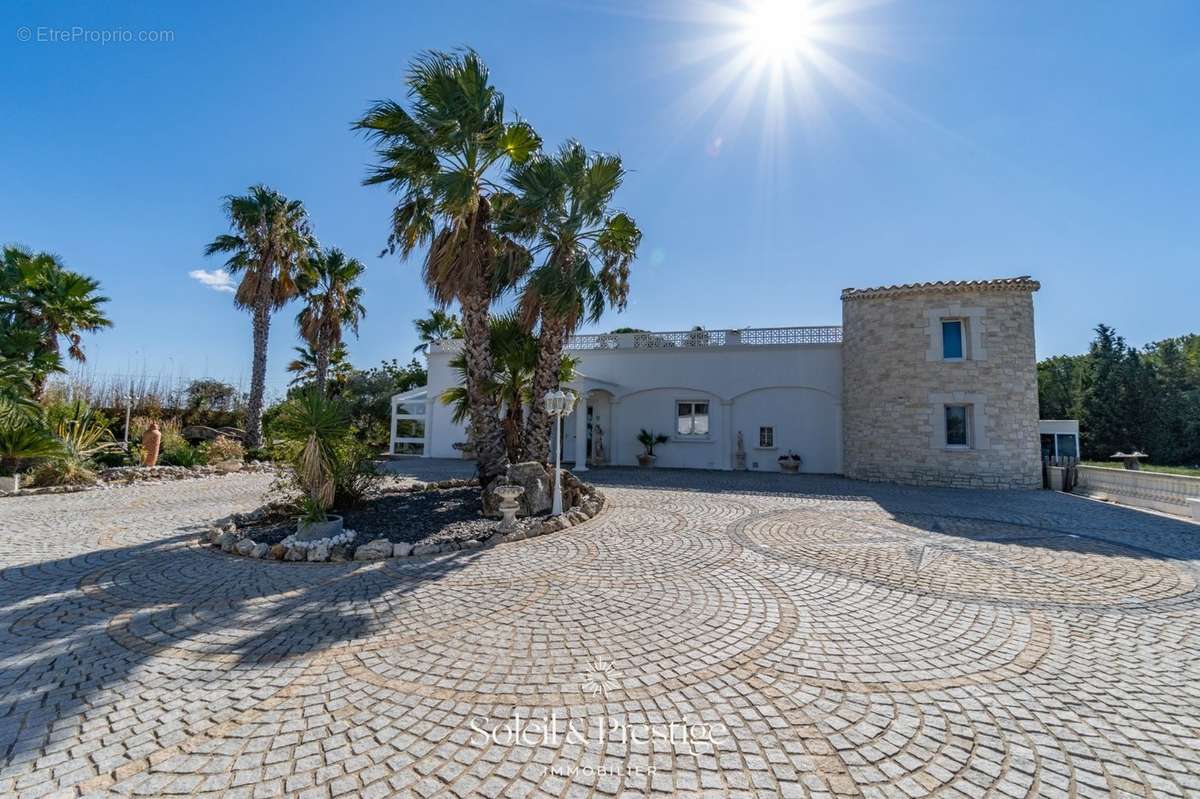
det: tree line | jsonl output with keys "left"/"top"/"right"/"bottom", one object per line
{"left": 1038, "top": 324, "right": 1200, "bottom": 465}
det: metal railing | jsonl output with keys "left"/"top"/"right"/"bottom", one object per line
{"left": 564, "top": 326, "right": 842, "bottom": 351}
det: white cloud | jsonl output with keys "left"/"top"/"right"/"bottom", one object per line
{"left": 189, "top": 268, "right": 236, "bottom": 293}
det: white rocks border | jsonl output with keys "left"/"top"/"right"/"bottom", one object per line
{"left": 0, "top": 462, "right": 274, "bottom": 498}
{"left": 205, "top": 474, "right": 607, "bottom": 564}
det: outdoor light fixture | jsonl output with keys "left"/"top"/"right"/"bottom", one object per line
{"left": 543, "top": 388, "right": 576, "bottom": 515}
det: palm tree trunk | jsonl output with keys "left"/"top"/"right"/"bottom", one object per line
{"left": 524, "top": 316, "right": 566, "bottom": 464}
{"left": 314, "top": 331, "right": 329, "bottom": 396}
{"left": 460, "top": 290, "right": 508, "bottom": 486}
{"left": 245, "top": 299, "right": 271, "bottom": 449}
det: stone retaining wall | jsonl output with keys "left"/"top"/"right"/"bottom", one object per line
{"left": 1074, "top": 465, "right": 1200, "bottom": 520}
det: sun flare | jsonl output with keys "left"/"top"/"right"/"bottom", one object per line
{"left": 740, "top": 0, "right": 815, "bottom": 63}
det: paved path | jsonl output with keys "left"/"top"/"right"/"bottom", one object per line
{"left": 1, "top": 469, "right": 1198, "bottom": 798}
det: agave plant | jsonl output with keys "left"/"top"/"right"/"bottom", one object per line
{"left": 272, "top": 390, "right": 351, "bottom": 520}
{"left": 46, "top": 400, "right": 117, "bottom": 460}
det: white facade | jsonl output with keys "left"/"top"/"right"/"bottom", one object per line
{"left": 393, "top": 276, "right": 1045, "bottom": 487}
{"left": 412, "top": 326, "right": 845, "bottom": 473}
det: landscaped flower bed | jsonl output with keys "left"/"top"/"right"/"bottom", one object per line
{"left": 205, "top": 472, "right": 605, "bottom": 563}
{"left": 1, "top": 462, "right": 274, "bottom": 497}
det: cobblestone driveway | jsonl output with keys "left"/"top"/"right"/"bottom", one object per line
{"left": 1, "top": 469, "right": 1198, "bottom": 798}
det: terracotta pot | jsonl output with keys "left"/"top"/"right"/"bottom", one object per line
{"left": 637, "top": 454, "right": 657, "bottom": 468}
{"left": 141, "top": 423, "right": 162, "bottom": 467}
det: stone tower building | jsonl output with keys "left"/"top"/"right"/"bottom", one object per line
{"left": 841, "top": 277, "right": 1042, "bottom": 489}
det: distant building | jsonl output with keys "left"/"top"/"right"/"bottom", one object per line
{"left": 394, "top": 276, "right": 1043, "bottom": 489}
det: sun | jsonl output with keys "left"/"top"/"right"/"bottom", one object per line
{"left": 740, "top": 0, "right": 816, "bottom": 63}
{"left": 663, "top": 0, "right": 900, "bottom": 159}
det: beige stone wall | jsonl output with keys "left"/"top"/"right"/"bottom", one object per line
{"left": 842, "top": 284, "right": 1041, "bottom": 489}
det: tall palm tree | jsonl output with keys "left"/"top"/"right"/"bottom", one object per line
{"left": 295, "top": 248, "right": 366, "bottom": 394}
{"left": 503, "top": 140, "right": 641, "bottom": 462}
{"left": 412, "top": 308, "right": 462, "bottom": 354}
{"left": 439, "top": 314, "right": 577, "bottom": 463}
{"left": 355, "top": 49, "right": 540, "bottom": 488}
{"left": 203, "top": 185, "right": 315, "bottom": 448}
{"left": 0, "top": 246, "right": 112, "bottom": 397}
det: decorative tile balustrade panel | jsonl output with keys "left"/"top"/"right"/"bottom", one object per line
{"left": 565, "top": 326, "right": 842, "bottom": 350}
{"left": 1075, "top": 465, "right": 1200, "bottom": 518}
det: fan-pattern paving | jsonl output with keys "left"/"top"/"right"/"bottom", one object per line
{"left": 1, "top": 468, "right": 1198, "bottom": 798}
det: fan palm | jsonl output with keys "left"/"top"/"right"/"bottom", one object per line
{"left": 203, "top": 185, "right": 316, "bottom": 448}
{"left": 412, "top": 308, "right": 462, "bottom": 354}
{"left": 295, "top": 248, "right": 366, "bottom": 395}
{"left": 0, "top": 361, "right": 41, "bottom": 425}
{"left": 0, "top": 246, "right": 112, "bottom": 397}
{"left": 287, "top": 344, "right": 352, "bottom": 388}
{"left": 355, "top": 48, "right": 540, "bottom": 487}
{"left": 439, "top": 314, "right": 577, "bottom": 462}
{"left": 502, "top": 140, "right": 641, "bottom": 461}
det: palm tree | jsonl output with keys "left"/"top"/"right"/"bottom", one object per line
{"left": 503, "top": 140, "right": 641, "bottom": 462}
{"left": 439, "top": 314, "right": 577, "bottom": 462}
{"left": 203, "top": 185, "right": 315, "bottom": 448}
{"left": 412, "top": 308, "right": 462, "bottom": 354}
{"left": 295, "top": 248, "right": 366, "bottom": 395}
{"left": 0, "top": 246, "right": 112, "bottom": 397}
{"left": 286, "top": 344, "right": 351, "bottom": 388}
{"left": 355, "top": 48, "right": 540, "bottom": 488}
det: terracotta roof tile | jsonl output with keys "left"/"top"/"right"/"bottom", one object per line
{"left": 841, "top": 275, "right": 1040, "bottom": 300}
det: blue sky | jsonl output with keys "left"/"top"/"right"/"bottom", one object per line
{"left": 3, "top": 1, "right": 1198, "bottom": 397}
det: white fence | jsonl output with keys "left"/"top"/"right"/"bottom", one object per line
{"left": 1074, "top": 465, "right": 1200, "bottom": 520}
{"left": 565, "top": 326, "right": 843, "bottom": 351}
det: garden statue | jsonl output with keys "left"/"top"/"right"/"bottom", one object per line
{"left": 591, "top": 424, "right": 606, "bottom": 466}
{"left": 735, "top": 431, "right": 746, "bottom": 470}
{"left": 141, "top": 422, "right": 162, "bottom": 467}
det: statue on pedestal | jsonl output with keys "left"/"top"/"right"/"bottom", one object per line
{"left": 734, "top": 431, "right": 747, "bottom": 470}
{"left": 591, "top": 424, "right": 606, "bottom": 466}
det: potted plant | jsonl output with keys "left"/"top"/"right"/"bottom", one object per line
{"left": 275, "top": 390, "right": 350, "bottom": 541}
{"left": 778, "top": 451, "right": 802, "bottom": 474}
{"left": 637, "top": 429, "right": 669, "bottom": 467}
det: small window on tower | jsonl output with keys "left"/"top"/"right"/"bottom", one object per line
{"left": 942, "top": 320, "right": 964, "bottom": 359}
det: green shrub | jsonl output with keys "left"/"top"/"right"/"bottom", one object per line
{"left": 89, "top": 449, "right": 132, "bottom": 468}
{"left": 244, "top": 446, "right": 272, "bottom": 462}
{"left": 159, "top": 443, "right": 201, "bottom": 467}
{"left": 332, "top": 440, "right": 382, "bottom": 509}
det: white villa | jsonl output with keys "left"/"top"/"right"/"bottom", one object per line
{"left": 393, "top": 276, "right": 1045, "bottom": 489}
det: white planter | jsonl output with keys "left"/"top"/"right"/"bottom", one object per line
{"left": 779, "top": 460, "right": 801, "bottom": 474}
{"left": 296, "top": 514, "right": 343, "bottom": 542}
{"left": 0, "top": 474, "right": 18, "bottom": 493}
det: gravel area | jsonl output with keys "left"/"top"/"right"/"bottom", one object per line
{"left": 237, "top": 486, "right": 532, "bottom": 552}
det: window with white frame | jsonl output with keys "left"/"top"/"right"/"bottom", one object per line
{"left": 676, "top": 401, "right": 709, "bottom": 437}
{"left": 944, "top": 404, "right": 971, "bottom": 448}
{"left": 758, "top": 426, "right": 774, "bottom": 448}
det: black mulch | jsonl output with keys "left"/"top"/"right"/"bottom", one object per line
{"left": 237, "top": 486, "right": 535, "bottom": 552}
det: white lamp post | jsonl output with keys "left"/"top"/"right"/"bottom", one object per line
{"left": 543, "top": 388, "right": 576, "bottom": 516}
{"left": 123, "top": 391, "right": 134, "bottom": 449}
